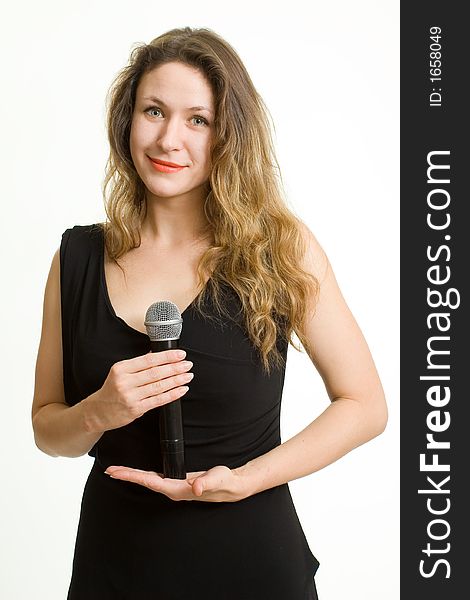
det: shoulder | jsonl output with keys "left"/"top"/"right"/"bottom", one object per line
{"left": 296, "top": 219, "right": 329, "bottom": 285}
{"left": 62, "top": 223, "right": 103, "bottom": 241}
{"left": 60, "top": 223, "right": 104, "bottom": 253}
{"left": 59, "top": 223, "right": 104, "bottom": 275}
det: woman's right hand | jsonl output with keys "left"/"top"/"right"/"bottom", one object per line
{"left": 85, "top": 349, "right": 194, "bottom": 432}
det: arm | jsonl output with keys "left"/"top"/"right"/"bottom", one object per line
{"left": 31, "top": 248, "right": 106, "bottom": 458}
{"left": 104, "top": 224, "right": 387, "bottom": 502}
{"left": 234, "top": 224, "right": 388, "bottom": 498}
{"left": 32, "top": 249, "right": 193, "bottom": 458}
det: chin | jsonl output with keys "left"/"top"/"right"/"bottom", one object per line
{"left": 145, "top": 183, "right": 193, "bottom": 199}
{"left": 145, "top": 178, "right": 208, "bottom": 199}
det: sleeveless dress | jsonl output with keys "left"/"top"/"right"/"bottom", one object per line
{"left": 61, "top": 224, "right": 320, "bottom": 600}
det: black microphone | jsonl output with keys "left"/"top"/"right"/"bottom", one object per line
{"left": 144, "top": 301, "right": 186, "bottom": 479}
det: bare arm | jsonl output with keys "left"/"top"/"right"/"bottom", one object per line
{"left": 104, "top": 223, "right": 388, "bottom": 502}
{"left": 31, "top": 248, "right": 105, "bottom": 458}
{"left": 234, "top": 224, "right": 388, "bottom": 497}
{"left": 31, "top": 248, "right": 194, "bottom": 458}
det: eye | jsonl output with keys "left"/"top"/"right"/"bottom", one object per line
{"left": 143, "top": 106, "right": 209, "bottom": 127}
{"left": 145, "top": 106, "right": 163, "bottom": 118}
{"left": 191, "top": 115, "right": 209, "bottom": 127}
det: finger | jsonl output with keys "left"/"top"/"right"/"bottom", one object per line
{"left": 119, "top": 349, "right": 187, "bottom": 374}
{"left": 188, "top": 467, "right": 230, "bottom": 497}
{"left": 106, "top": 466, "right": 165, "bottom": 478}
{"left": 106, "top": 467, "right": 163, "bottom": 491}
{"left": 106, "top": 467, "right": 195, "bottom": 501}
{"left": 188, "top": 475, "right": 207, "bottom": 497}
{"left": 105, "top": 465, "right": 124, "bottom": 473}
{"left": 105, "top": 466, "right": 151, "bottom": 476}
{"left": 186, "top": 471, "right": 206, "bottom": 484}
{"left": 136, "top": 370, "right": 194, "bottom": 402}
{"left": 138, "top": 384, "right": 190, "bottom": 412}
{"left": 132, "top": 359, "right": 193, "bottom": 387}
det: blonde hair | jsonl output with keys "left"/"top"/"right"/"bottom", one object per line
{"left": 100, "top": 26, "right": 319, "bottom": 374}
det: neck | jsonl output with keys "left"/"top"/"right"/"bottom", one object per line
{"left": 141, "top": 187, "right": 213, "bottom": 248}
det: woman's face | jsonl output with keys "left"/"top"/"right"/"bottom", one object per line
{"left": 130, "top": 61, "right": 215, "bottom": 202}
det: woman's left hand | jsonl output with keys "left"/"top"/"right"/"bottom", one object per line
{"left": 104, "top": 464, "right": 248, "bottom": 502}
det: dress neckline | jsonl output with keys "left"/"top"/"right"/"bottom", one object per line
{"left": 98, "top": 227, "right": 205, "bottom": 337}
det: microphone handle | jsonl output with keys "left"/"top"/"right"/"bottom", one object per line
{"left": 150, "top": 339, "right": 186, "bottom": 479}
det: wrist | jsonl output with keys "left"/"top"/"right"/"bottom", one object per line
{"left": 233, "top": 461, "right": 258, "bottom": 499}
{"left": 81, "top": 391, "right": 105, "bottom": 434}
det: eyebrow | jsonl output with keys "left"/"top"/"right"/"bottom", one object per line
{"left": 142, "top": 96, "right": 214, "bottom": 115}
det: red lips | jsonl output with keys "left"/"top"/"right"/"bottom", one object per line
{"left": 149, "top": 157, "right": 186, "bottom": 167}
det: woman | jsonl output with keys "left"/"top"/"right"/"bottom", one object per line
{"left": 32, "top": 26, "right": 387, "bottom": 599}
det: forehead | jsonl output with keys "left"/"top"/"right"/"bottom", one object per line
{"left": 136, "top": 62, "right": 214, "bottom": 109}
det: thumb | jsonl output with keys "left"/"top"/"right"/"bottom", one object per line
{"left": 190, "top": 475, "right": 207, "bottom": 497}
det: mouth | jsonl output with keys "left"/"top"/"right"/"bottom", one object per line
{"left": 148, "top": 157, "right": 187, "bottom": 173}
{"left": 149, "top": 157, "right": 187, "bottom": 167}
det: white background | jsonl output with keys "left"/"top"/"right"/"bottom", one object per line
{"left": 1, "top": 1, "right": 399, "bottom": 598}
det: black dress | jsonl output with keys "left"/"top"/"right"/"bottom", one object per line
{"left": 61, "top": 224, "right": 320, "bottom": 599}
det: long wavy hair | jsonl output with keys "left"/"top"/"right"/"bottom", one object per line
{"left": 100, "top": 26, "right": 319, "bottom": 374}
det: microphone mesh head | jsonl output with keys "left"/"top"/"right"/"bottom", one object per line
{"left": 144, "top": 301, "right": 183, "bottom": 341}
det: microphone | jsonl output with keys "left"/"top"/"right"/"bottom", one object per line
{"left": 144, "top": 301, "right": 186, "bottom": 479}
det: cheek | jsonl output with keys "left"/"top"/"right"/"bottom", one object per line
{"left": 195, "top": 135, "right": 212, "bottom": 166}
{"left": 130, "top": 119, "right": 152, "bottom": 155}
{"left": 129, "top": 122, "right": 139, "bottom": 163}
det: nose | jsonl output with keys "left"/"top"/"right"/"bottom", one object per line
{"left": 157, "top": 116, "right": 185, "bottom": 153}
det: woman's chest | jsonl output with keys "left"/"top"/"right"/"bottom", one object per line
{"left": 104, "top": 248, "right": 206, "bottom": 334}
